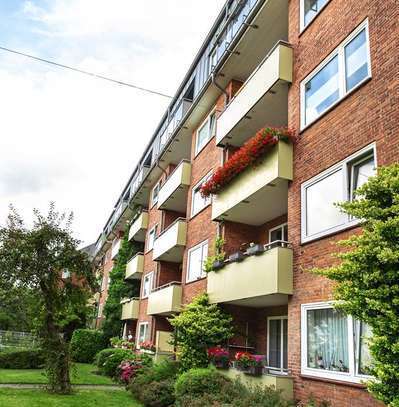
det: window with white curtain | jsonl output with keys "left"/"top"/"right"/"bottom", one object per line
{"left": 301, "top": 302, "right": 373, "bottom": 382}
{"left": 267, "top": 316, "right": 288, "bottom": 374}
{"left": 301, "top": 20, "right": 371, "bottom": 128}
{"left": 186, "top": 240, "right": 208, "bottom": 283}
{"left": 301, "top": 144, "right": 376, "bottom": 243}
{"left": 142, "top": 272, "right": 153, "bottom": 298}
{"left": 191, "top": 173, "right": 212, "bottom": 217}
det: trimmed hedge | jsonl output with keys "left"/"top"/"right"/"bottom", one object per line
{"left": 0, "top": 349, "right": 45, "bottom": 369}
{"left": 70, "top": 329, "right": 107, "bottom": 363}
{"left": 95, "top": 348, "right": 136, "bottom": 377}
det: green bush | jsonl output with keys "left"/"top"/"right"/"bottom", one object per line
{"left": 70, "top": 329, "right": 107, "bottom": 363}
{"left": 96, "top": 348, "right": 136, "bottom": 377}
{"left": 0, "top": 348, "right": 45, "bottom": 369}
{"left": 129, "top": 359, "right": 179, "bottom": 407}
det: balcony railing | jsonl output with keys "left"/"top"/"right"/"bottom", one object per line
{"left": 147, "top": 282, "right": 182, "bottom": 316}
{"left": 128, "top": 211, "right": 149, "bottom": 242}
{"left": 121, "top": 298, "right": 140, "bottom": 320}
{"left": 157, "top": 160, "right": 191, "bottom": 212}
{"left": 125, "top": 253, "right": 144, "bottom": 280}
{"left": 212, "top": 140, "right": 293, "bottom": 225}
{"left": 216, "top": 42, "right": 293, "bottom": 147}
{"left": 207, "top": 241, "right": 293, "bottom": 307}
{"left": 130, "top": 165, "right": 150, "bottom": 199}
{"left": 111, "top": 239, "right": 121, "bottom": 259}
{"left": 153, "top": 218, "right": 187, "bottom": 263}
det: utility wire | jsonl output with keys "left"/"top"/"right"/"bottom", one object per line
{"left": 0, "top": 45, "right": 173, "bottom": 99}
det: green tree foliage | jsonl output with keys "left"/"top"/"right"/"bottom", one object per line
{"left": 70, "top": 329, "right": 107, "bottom": 363}
{"left": 0, "top": 203, "right": 95, "bottom": 394}
{"left": 102, "top": 222, "right": 142, "bottom": 340}
{"left": 169, "top": 294, "right": 234, "bottom": 371}
{"left": 312, "top": 164, "right": 399, "bottom": 406}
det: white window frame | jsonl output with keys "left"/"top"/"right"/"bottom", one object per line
{"left": 137, "top": 322, "right": 149, "bottom": 348}
{"left": 268, "top": 223, "right": 288, "bottom": 243}
{"left": 195, "top": 111, "right": 216, "bottom": 156}
{"left": 151, "top": 181, "right": 161, "bottom": 207}
{"left": 301, "top": 143, "right": 376, "bottom": 243}
{"left": 142, "top": 272, "right": 154, "bottom": 299}
{"left": 146, "top": 225, "right": 158, "bottom": 252}
{"left": 300, "top": 0, "right": 331, "bottom": 32}
{"left": 300, "top": 19, "right": 371, "bottom": 130}
{"left": 186, "top": 240, "right": 208, "bottom": 283}
{"left": 267, "top": 316, "right": 288, "bottom": 375}
{"left": 301, "top": 302, "right": 373, "bottom": 383}
{"left": 191, "top": 172, "right": 212, "bottom": 217}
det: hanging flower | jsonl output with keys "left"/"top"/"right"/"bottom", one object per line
{"left": 200, "top": 127, "right": 296, "bottom": 197}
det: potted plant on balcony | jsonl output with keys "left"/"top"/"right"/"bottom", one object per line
{"left": 228, "top": 251, "right": 245, "bottom": 263}
{"left": 246, "top": 242, "right": 264, "bottom": 256}
{"left": 207, "top": 347, "right": 230, "bottom": 369}
{"left": 204, "top": 237, "right": 226, "bottom": 273}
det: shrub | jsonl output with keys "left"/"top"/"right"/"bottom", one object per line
{"left": 70, "top": 329, "right": 107, "bottom": 363}
{"left": 129, "top": 359, "right": 179, "bottom": 407}
{"left": 95, "top": 348, "right": 136, "bottom": 377}
{"left": 0, "top": 348, "right": 45, "bottom": 369}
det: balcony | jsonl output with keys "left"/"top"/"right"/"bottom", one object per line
{"left": 158, "top": 160, "right": 191, "bottom": 212}
{"left": 111, "top": 239, "right": 121, "bottom": 259}
{"left": 212, "top": 141, "right": 293, "bottom": 225}
{"left": 121, "top": 298, "right": 139, "bottom": 320}
{"left": 128, "top": 212, "right": 149, "bottom": 242}
{"left": 125, "top": 253, "right": 144, "bottom": 280}
{"left": 216, "top": 42, "right": 293, "bottom": 147}
{"left": 153, "top": 219, "right": 187, "bottom": 263}
{"left": 147, "top": 282, "right": 182, "bottom": 316}
{"left": 207, "top": 243, "right": 293, "bottom": 307}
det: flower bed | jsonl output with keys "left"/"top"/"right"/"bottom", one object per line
{"left": 235, "top": 352, "right": 265, "bottom": 376}
{"left": 207, "top": 347, "right": 229, "bottom": 369}
{"left": 200, "top": 127, "right": 295, "bottom": 197}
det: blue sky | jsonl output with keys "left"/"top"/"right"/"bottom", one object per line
{"left": 0, "top": 0, "right": 225, "bottom": 245}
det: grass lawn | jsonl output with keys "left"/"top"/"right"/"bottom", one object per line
{"left": 0, "top": 363, "right": 114, "bottom": 385}
{"left": 0, "top": 389, "right": 141, "bottom": 407}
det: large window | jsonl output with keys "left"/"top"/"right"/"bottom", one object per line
{"left": 137, "top": 322, "right": 149, "bottom": 348}
{"left": 301, "top": 20, "right": 371, "bottom": 128}
{"left": 301, "top": 144, "right": 376, "bottom": 243}
{"left": 195, "top": 112, "right": 216, "bottom": 155}
{"left": 301, "top": 302, "right": 372, "bottom": 382}
{"left": 191, "top": 173, "right": 212, "bottom": 217}
{"left": 146, "top": 225, "right": 158, "bottom": 252}
{"left": 186, "top": 240, "right": 208, "bottom": 283}
{"left": 300, "top": 0, "right": 330, "bottom": 30}
{"left": 142, "top": 272, "right": 153, "bottom": 298}
{"left": 267, "top": 316, "right": 288, "bottom": 374}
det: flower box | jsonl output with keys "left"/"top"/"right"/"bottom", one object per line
{"left": 228, "top": 251, "right": 245, "bottom": 263}
{"left": 246, "top": 244, "right": 264, "bottom": 256}
{"left": 208, "top": 347, "right": 230, "bottom": 370}
{"left": 212, "top": 260, "right": 225, "bottom": 270}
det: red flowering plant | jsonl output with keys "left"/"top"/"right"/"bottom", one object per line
{"left": 200, "top": 127, "right": 296, "bottom": 197}
{"left": 118, "top": 360, "right": 143, "bottom": 384}
{"left": 234, "top": 351, "right": 254, "bottom": 370}
{"left": 207, "top": 346, "right": 230, "bottom": 369}
{"left": 139, "top": 340, "right": 156, "bottom": 353}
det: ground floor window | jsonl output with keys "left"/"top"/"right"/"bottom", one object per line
{"left": 267, "top": 316, "right": 288, "bottom": 374}
{"left": 301, "top": 302, "right": 372, "bottom": 382}
{"left": 137, "top": 322, "right": 149, "bottom": 348}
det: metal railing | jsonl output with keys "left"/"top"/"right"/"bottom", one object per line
{"left": 151, "top": 281, "right": 182, "bottom": 294}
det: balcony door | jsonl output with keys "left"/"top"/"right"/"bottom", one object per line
{"left": 267, "top": 316, "right": 288, "bottom": 374}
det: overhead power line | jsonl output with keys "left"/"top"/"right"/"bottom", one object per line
{"left": 0, "top": 45, "right": 173, "bottom": 99}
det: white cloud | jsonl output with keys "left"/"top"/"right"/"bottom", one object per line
{"left": 0, "top": 0, "right": 225, "bottom": 245}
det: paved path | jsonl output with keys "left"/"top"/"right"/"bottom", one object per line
{"left": 0, "top": 383, "right": 124, "bottom": 390}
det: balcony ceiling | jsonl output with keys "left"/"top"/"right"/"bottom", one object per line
{"left": 222, "top": 293, "right": 289, "bottom": 308}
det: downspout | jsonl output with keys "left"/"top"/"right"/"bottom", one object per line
{"left": 212, "top": 71, "right": 229, "bottom": 106}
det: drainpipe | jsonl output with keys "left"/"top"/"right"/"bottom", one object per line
{"left": 212, "top": 71, "right": 229, "bottom": 106}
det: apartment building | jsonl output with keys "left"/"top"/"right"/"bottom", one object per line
{"left": 92, "top": 0, "right": 398, "bottom": 404}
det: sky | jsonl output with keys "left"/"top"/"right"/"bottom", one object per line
{"left": 0, "top": 0, "right": 225, "bottom": 246}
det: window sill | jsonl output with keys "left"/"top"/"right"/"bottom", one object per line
{"left": 300, "top": 373, "right": 368, "bottom": 388}
{"left": 300, "top": 76, "right": 371, "bottom": 134}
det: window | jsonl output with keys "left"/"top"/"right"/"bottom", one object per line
{"left": 301, "top": 20, "right": 371, "bottom": 128}
{"left": 137, "top": 322, "right": 149, "bottom": 347}
{"left": 301, "top": 144, "right": 376, "bottom": 243}
{"left": 301, "top": 0, "right": 330, "bottom": 30}
{"left": 195, "top": 112, "right": 216, "bottom": 155}
{"left": 267, "top": 316, "right": 288, "bottom": 374}
{"left": 147, "top": 225, "right": 158, "bottom": 252}
{"left": 142, "top": 272, "right": 153, "bottom": 298}
{"left": 186, "top": 240, "right": 208, "bottom": 283}
{"left": 61, "top": 268, "right": 70, "bottom": 279}
{"left": 191, "top": 173, "right": 212, "bottom": 216}
{"left": 151, "top": 182, "right": 161, "bottom": 206}
{"left": 269, "top": 223, "right": 288, "bottom": 243}
{"left": 301, "top": 302, "right": 372, "bottom": 383}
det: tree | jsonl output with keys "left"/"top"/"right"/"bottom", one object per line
{"left": 102, "top": 223, "right": 142, "bottom": 341}
{"left": 313, "top": 164, "right": 399, "bottom": 406}
{"left": 169, "top": 294, "right": 234, "bottom": 371}
{"left": 0, "top": 203, "right": 95, "bottom": 394}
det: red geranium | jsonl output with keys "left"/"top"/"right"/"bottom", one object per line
{"left": 140, "top": 341, "right": 156, "bottom": 352}
{"left": 200, "top": 127, "right": 296, "bottom": 197}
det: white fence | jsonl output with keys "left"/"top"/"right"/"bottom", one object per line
{"left": 0, "top": 330, "right": 37, "bottom": 349}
